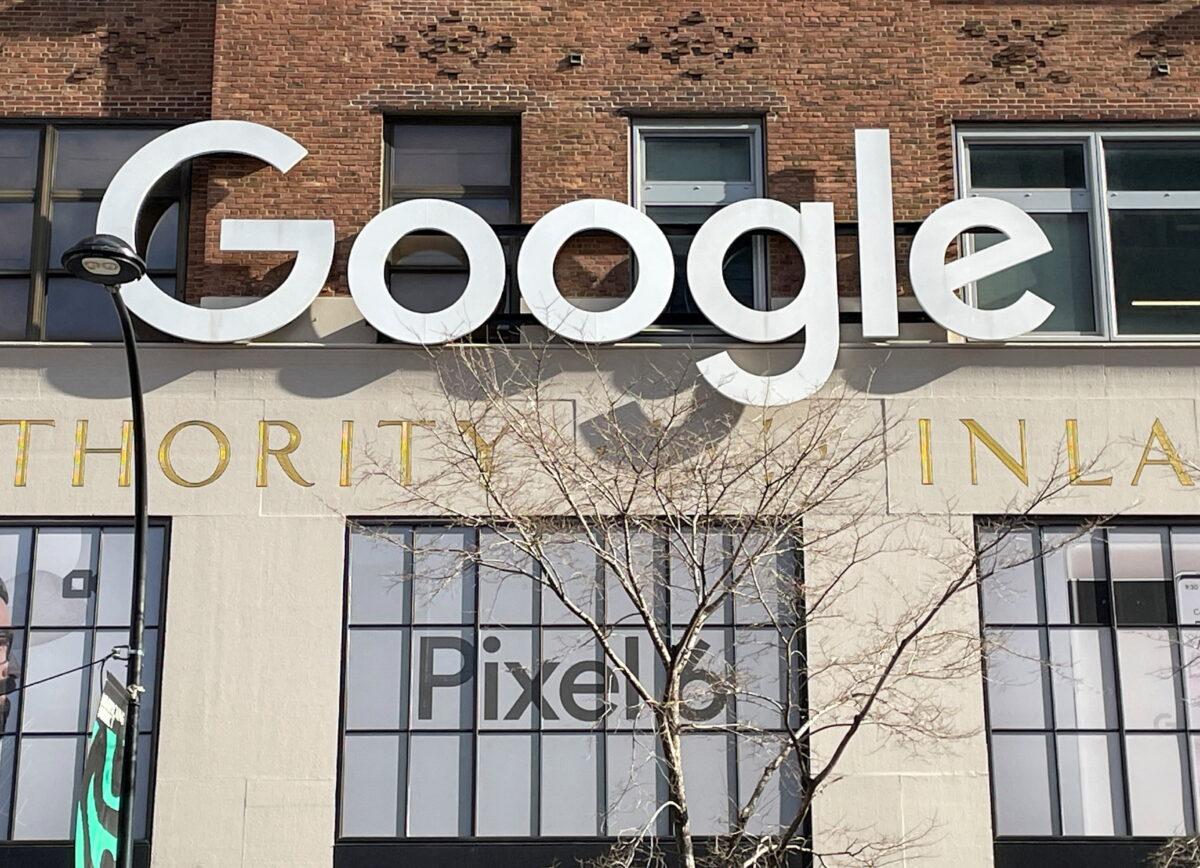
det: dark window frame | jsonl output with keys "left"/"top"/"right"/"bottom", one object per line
{"left": 977, "top": 517, "right": 1200, "bottom": 866}
{"left": 0, "top": 517, "right": 170, "bottom": 863}
{"left": 334, "top": 519, "right": 809, "bottom": 866}
{"left": 0, "top": 121, "right": 190, "bottom": 342}
{"left": 382, "top": 116, "right": 522, "bottom": 323}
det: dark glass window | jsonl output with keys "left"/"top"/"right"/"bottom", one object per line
{"left": 0, "top": 124, "right": 186, "bottom": 341}
{"left": 963, "top": 142, "right": 1098, "bottom": 335}
{"left": 384, "top": 120, "right": 519, "bottom": 321}
{"left": 981, "top": 523, "right": 1200, "bottom": 840}
{"left": 0, "top": 523, "right": 168, "bottom": 846}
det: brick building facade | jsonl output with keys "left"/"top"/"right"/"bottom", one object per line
{"left": 4, "top": 3, "right": 1200, "bottom": 868}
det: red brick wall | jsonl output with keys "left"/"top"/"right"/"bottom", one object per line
{"left": 5, "top": 0, "right": 1200, "bottom": 302}
{"left": 0, "top": 1, "right": 214, "bottom": 118}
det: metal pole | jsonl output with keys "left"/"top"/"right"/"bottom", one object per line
{"left": 110, "top": 288, "right": 148, "bottom": 868}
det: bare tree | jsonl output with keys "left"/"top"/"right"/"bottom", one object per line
{"left": 349, "top": 343, "right": 1078, "bottom": 868}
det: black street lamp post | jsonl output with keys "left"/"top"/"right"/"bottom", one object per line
{"left": 61, "top": 234, "right": 149, "bottom": 868}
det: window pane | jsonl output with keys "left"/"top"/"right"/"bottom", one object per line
{"left": 341, "top": 734, "right": 402, "bottom": 837}
{"left": 409, "top": 628, "right": 473, "bottom": 729}
{"left": 1042, "top": 529, "right": 1110, "bottom": 625}
{"left": 0, "top": 202, "right": 33, "bottom": 270}
{"left": 390, "top": 124, "right": 512, "bottom": 189}
{"left": 1174, "top": 528, "right": 1200, "bottom": 574}
{"left": 44, "top": 277, "right": 122, "bottom": 341}
{"left": 681, "top": 628, "right": 732, "bottom": 726}
{"left": 90, "top": 630, "right": 158, "bottom": 735}
{"left": 0, "top": 278, "right": 29, "bottom": 340}
{"left": 736, "top": 737, "right": 801, "bottom": 836}
{"left": 31, "top": 528, "right": 96, "bottom": 627}
{"left": 1056, "top": 733, "right": 1125, "bottom": 836}
{"left": 476, "top": 733, "right": 535, "bottom": 836}
{"left": 448, "top": 197, "right": 515, "bottom": 224}
{"left": 1109, "top": 528, "right": 1174, "bottom": 625}
{"left": 972, "top": 213, "right": 1095, "bottom": 333}
{"left": 1117, "top": 628, "right": 1183, "bottom": 729}
{"left": 732, "top": 533, "right": 794, "bottom": 626}
{"left": 345, "top": 628, "right": 406, "bottom": 730}
{"left": 478, "top": 530, "right": 536, "bottom": 625}
{"left": 990, "top": 733, "right": 1056, "bottom": 836}
{"left": 542, "top": 533, "right": 600, "bottom": 625}
{"left": 681, "top": 733, "right": 733, "bottom": 835}
{"left": 1049, "top": 628, "right": 1118, "bottom": 729}
{"left": 0, "top": 129, "right": 40, "bottom": 190}
{"left": 478, "top": 628, "right": 535, "bottom": 729}
{"left": 1181, "top": 630, "right": 1200, "bottom": 728}
{"left": 411, "top": 528, "right": 473, "bottom": 625}
{"left": 0, "top": 736, "right": 12, "bottom": 838}
{"left": 12, "top": 735, "right": 83, "bottom": 839}
{"left": 541, "top": 629, "right": 604, "bottom": 730}
{"left": 0, "top": 528, "right": 33, "bottom": 626}
{"left": 644, "top": 136, "right": 753, "bottom": 183}
{"left": 670, "top": 531, "right": 728, "bottom": 626}
{"left": 348, "top": 528, "right": 409, "bottom": 625}
{"left": 133, "top": 733, "right": 152, "bottom": 838}
{"left": 388, "top": 271, "right": 470, "bottom": 316}
{"left": 49, "top": 200, "right": 101, "bottom": 268}
{"left": 53, "top": 128, "right": 163, "bottom": 190}
{"left": 736, "top": 629, "right": 790, "bottom": 729}
{"left": 407, "top": 733, "right": 472, "bottom": 836}
{"left": 389, "top": 234, "right": 468, "bottom": 269}
{"left": 606, "top": 733, "right": 665, "bottom": 836}
{"left": 1126, "top": 733, "right": 1192, "bottom": 835}
{"left": 1106, "top": 141, "right": 1200, "bottom": 192}
{"left": 1111, "top": 209, "right": 1200, "bottom": 336}
{"left": 607, "top": 628, "right": 661, "bottom": 731}
{"left": 969, "top": 143, "right": 1086, "bottom": 189}
{"left": 140, "top": 201, "right": 179, "bottom": 270}
{"left": 985, "top": 628, "right": 1050, "bottom": 729}
{"left": 541, "top": 733, "right": 602, "bottom": 835}
{"left": 23, "top": 630, "right": 88, "bottom": 732}
{"left": 1, "top": 634, "right": 21, "bottom": 736}
{"left": 605, "top": 529, "right": 662, "bottom": 627}
{"left": 95, "top": 526, "right": 164, "bottom": 628}
{"left": 980, "top": 528, "right": 1040, "bottom": 625}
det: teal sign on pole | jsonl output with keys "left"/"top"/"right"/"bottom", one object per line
{"left": 74, "top": 673, "right": 129, "bottom": 868}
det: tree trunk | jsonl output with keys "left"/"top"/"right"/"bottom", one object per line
{"left": 658, "top": 710, "right": 697, "bottom": 868}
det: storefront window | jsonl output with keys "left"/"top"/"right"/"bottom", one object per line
{"left": 0, "top": 124, "right": 186, "bottom": 341}
{"left": 980, "top": 523, "right": 1200, "bottom": 839}
{"left": 633, "top": 119, "right": 765, "bottom": 315}
{"left": 959, "top": 130, "right": 1200, "bottom": 339}
{"left": 338, "top": 524, "right": 802, "bottom": 841}
{"left": 0, "top": 523, "right": 168, "bottom": 844}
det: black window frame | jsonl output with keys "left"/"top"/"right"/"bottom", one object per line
{"left": 334, "top": 518, "right": 810, "bottom": 868}
{"left": 977, "top": 517, "right": 1200, "bottom": 868}
{"left": 0, "top": 517, "right": 170, "bottom": 868}
{"left": 0, "top": 121, "right": 190, "bottom": 342}
{"left": 382, "top": 116, "right": 523, "bottom": 325}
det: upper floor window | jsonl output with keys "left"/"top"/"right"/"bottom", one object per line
{"left": 632, "top": 119, "right": 766, "bottom": 316}
{"left": 0, "top": 124, "right": 186, "bottom": 341}
{"left": 981, "top": 522, "right": 1200, "bottom": 840}
{"left": 384, "top": 118, "right": 519, "bottom": 318}
{"left": 0, "top": 523, "right": 167, "bottom": 846}
{"left": 959, "top": 129, "right": 1200, "bottom": 339}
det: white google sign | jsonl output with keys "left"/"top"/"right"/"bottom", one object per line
{"left": 97, "top": 121, "right": 1055, "bottom": 407}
